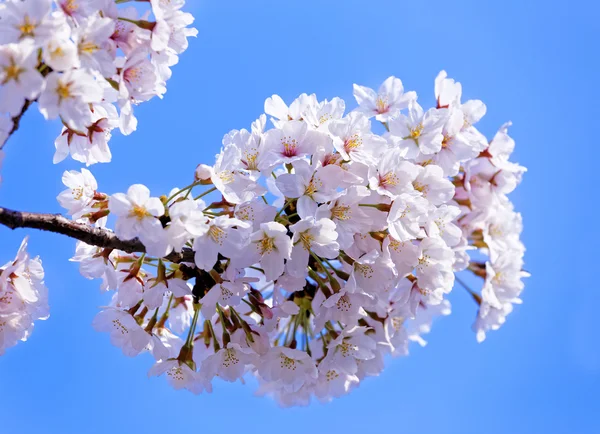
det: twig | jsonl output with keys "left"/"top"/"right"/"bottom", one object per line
{"left": 1, "top": 100, "right": 34, "bottom": 150}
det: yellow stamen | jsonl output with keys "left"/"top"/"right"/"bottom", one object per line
{"left": 376, "top": 96, "right": 388, "bottom": 114}
{"left": 56, "top": 82, "right": 72, "bottom": 101}
{"left": 410, "top": 123, "right": 424, "bottom": 140}
{"left": 79, "top": 41, "right": 99, "bottom": 54}
{"left": 18, "top": 16, "right": 36, "bottom": 38}
{"left": 2, "top": 62, "right": 24, "bottom": 84}
{"left": 258, "top": 236, "right": 275, "bottom": 254}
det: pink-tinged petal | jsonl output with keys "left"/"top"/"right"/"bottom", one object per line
{"left": 275, "top": 174, "right": 305, "bottom": 198}
{"left": 194, "top": 240, "right": 218, "bottom": 270}
{"left": 261, "top": 251, "right": 284, "bottom": 281}
{"left": 148, "top": 360, "right": 178, "bottom": 378}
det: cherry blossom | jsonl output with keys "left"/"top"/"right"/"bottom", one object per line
{"left": 353, "top": 76, "right": 416, "bottom": 121}
{"left": 0, "top": 41, "right": 44, "bottom": 116}
{"left": 0, "top": 12, "right": 528, "bottom": 406}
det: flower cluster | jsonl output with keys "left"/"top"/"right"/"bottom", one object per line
{"left": 456, "top": 122, "right": 528, "bottom": 342}
{"left": 0, "top": 0, "right": 196, "bottom": 163}
{"left": 54, "top": 72, "right": 527, "bottom": 405}
{"left": 0, "top": 237, "right": 49, "bottom": 355}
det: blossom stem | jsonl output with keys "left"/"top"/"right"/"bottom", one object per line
{"left": 308, "top": 267, "right": 332, "bottom": 298}
{"left": 339, "top": 250, "right": 355, "bottom": 265}
{"left": 230, "top": 306, "right": 255, "bottom": 343}
{"left": 206, "top": 319, "right": 221, "bottom": 351}
{"left": 166, "top": 181, "right": 202, "bottom": 203}
{"left": 274, "top": 199, "right": 294, "bottom": 219}
{"left": 185, "top": 304, "right": 201, "bottom": 347}
{"left": 144, "top": 308, "right": 160, "bottom": 333}
{"left": 309, "top": 251, "right": 340, "bottom": 292}
{"left": 156, "top": 294, "right": 174, "bottom": 328}
{"left": 194, "top": 186, "right": 217, "bottom": 200}
{"left": 203, "top": 210, "right": 230, "bottom": 217}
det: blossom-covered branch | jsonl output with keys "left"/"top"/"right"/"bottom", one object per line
{"left": 0, "top": 206, "right": 192, "bottom": 263}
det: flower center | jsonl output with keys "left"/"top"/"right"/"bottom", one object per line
{"left": 208, "top": 225, "right": 226, "bottom": 245}
{"left": 331, "top": 204, "right": 351, "bottom": 221}
{"left": 413, "top": 181, "right": 427, "bottom": 194}
{"left": 258, "top": 236, "right": 275, "bottom": 255}
{"left": 71, "top": 187, "right": 84, "bottom": 200}
{"left": 18, "top": 16, "right": 36, "bottom": 38}
{"left": 281, "top": 136, "right": 298, "bottom": 157}
{"left": 376, "top": 96, "right": 388, "bottom": 114}
{"left": 222, "top": 348, "right": 240, "bottom": 367}
{"left": 354, "top": 263, "right": 373, "bottom": 279}
{"left": 56, "top": 82, "right": 73, "bottom": 101}
{"left": 61, "top": 0, "right": 79, "bottom": 15}
{"left": 299, "top": 232, "right": 314, "bottom": 250}
{"left": 339, "top": 341, "right": 356, "bottom": 357}
{"left": 168, "top": 367, "right": 185, "bottom": 381}
{"left": 50, "top": 46, "right": 64, "bottom": 60}
{"left": 379, "top": 171, "right": 399, "bottom": 187}
{"left": 79, "top": 41, "right": 99, "bottom": 54}
{"left": 280, "top": 354, "right": 297, "bottom": 370}
{"left": 336, "top": 294, "right": 351, "bottom": 312}
{"left": 111, "top": 319, "right": 129, "bottom": 335}
{"left": 343, "top": 134, "right": 362, "bottom": 153}
{"left": 418, "top": 254, "right": 431, "bottom": 268}
{"left": 410, "top": 123, "right": 424, "bottom": 140}
{"left": 391, "top": 316, "right": 404, "bottom": 331}
{"left": 129, "top": 205, "right": 149, "bottom": 221}
{"left": 243, "top": 149, "right": 258, "bottom": 170}
{"left": 325, "top": 369, "right": 339, "bottom": 382}
{"left": 304, "top": 177, "right": 321, "bottom": 197}
{"left": 441, "top": 134, "right": 452, "bottom": 149}
{"left": 388, "top": 238, "right": 407, "bottom": 253}
{"left": 220, "top": 285, "right": 234, "bottom": 302}
{"left": 319, "top": 114, "right": 330, "bottom": 124}
{"left": 218, "top": 170, "right": 235, "bottom": 184}
{"left": 2, "top": 61, "right": 24, "bottom": 84}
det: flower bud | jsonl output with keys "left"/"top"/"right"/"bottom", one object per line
{"left": 195, "top": 164, "right": 213, "bottom": 182}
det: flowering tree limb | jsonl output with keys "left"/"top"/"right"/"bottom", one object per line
{"left": 0, "top": 206, "right": 192, "bottom": 263}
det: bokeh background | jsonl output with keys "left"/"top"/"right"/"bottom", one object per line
{"left": 1, "top": 0, "right": 598, "bottom": 433}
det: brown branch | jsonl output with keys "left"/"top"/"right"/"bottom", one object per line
{"left": 0, "top": 206, "right": 193, "bottom": 263}
{"left": 1, "top": 65, "right": 52, "bottom": 149}
{"left": 1, "top": 101, "right": 30, "bottom": 149}
{"left": 1, "top": 100, "right": 34, "bottom": 150}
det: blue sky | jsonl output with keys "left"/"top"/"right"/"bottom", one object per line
{"left": 1, "top": 0, "right": 599, "bottom": 433}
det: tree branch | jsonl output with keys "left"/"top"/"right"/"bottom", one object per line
{"left": 1, "top": 65, "right": 53, "bottom": 149}
{"left": 0, "top": 99, "right": 34, "bottom": 150}
{"left": 0, "top": 206, "right": 193, "bottom": 263}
